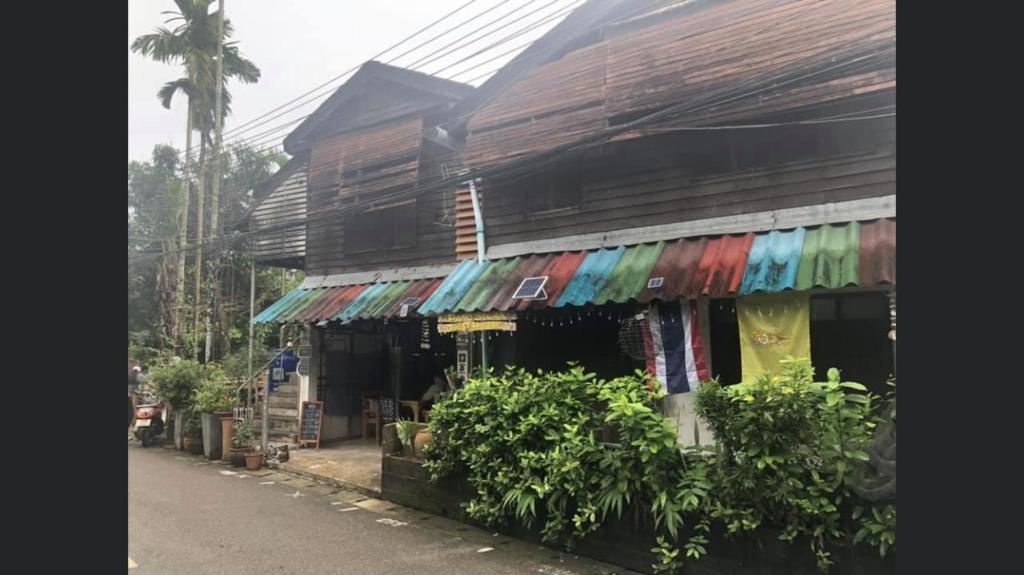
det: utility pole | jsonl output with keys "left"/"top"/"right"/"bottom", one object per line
{"left": 176, "top": 106, "right": 192, "bottom": 353}
{"left": 206, "top": 0, "right": 227, "bottom": 362}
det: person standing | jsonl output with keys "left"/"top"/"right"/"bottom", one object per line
{"left": 128, "top": 360, "right": 141, "bottom": 430}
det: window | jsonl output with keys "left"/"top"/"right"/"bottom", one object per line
{"left": 344, "top": 200, "right": 416, "bottom": 253}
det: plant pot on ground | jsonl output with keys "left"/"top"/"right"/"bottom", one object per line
{"left": 182, "top": 413, "right": 204, "bottom": 455}
{"left": 183, "top": 436, "right": 204, "bottom": 455}
{"left": 230, "top": 420, "right": 257, "bottom": 466}
{"left": 244, "top": 452, "right": 264, "bottom": 471}
{"left": 190, "top": 367, "right": 237, "bottom": 461}
{"left": 149, "top": 360, "right": 205, "bottom": 449}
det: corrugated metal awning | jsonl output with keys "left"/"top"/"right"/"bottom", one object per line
{"left": 418, "top": 219, "right": 894, "bottom": 315}
{"left": 252, "top": 218, "right": 895, "bottom": 323}
{"left": 252, "top": 277, "right": 443, "bottom": 325}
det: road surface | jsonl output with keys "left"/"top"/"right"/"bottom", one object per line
{"left": 128, "top": 442, "right": 636, "bottom": 574}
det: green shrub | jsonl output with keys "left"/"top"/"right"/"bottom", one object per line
{"left": 695, "top": 357, "right": 881, "bottom": 570}
{"left": 425, "top": 364, "right": 711, "bottom": 554}
{"left": 148, "top": 359, "right": 205, "bottom": 410}
{"left": 395, "top": 420, "right": 420, "bottom": 450}
{"left": 426, "top": 358, "right": 890, "bottom": 574}
{"left": 232, "top": 419, "right": 256, "bottom": 449}
{"left": 190, "top": 365, "right": 237, "bottom": 413}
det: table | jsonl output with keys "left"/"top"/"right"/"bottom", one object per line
{"left": 400, "top": 400, "right": 422, "bottom": 423}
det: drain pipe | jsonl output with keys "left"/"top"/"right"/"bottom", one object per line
{"left": 466, "top": 178, "right": 488, "bottom": 378}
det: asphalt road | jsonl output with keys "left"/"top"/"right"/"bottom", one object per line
{"left": 128, "top": 442, "right": 637, "bottom": 574}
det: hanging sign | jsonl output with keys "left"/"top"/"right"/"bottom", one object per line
{"left": 438, "top": 311, "right": 517, "bottom": 333}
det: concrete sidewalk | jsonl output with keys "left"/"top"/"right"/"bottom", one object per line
{"left": 277, "top": 439, "right": 383, "bottom": 497}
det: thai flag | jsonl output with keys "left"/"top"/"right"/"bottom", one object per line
{"left": 643, "top": 301, "right": 710, "bottom": 394}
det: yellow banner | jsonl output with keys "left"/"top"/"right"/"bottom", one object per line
{"left": 439, "top": 311, "right": 516, "bottom": 323}
{"left": 437, "top": 321, "right": 517, "bottom": 333}
{"left": 737, "top": 292, "right": 810, "bottom": 381}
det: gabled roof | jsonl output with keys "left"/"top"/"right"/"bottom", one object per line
{"left": 441, "top": 0, "right": 669, "bottom": 136}
{"left": 283, "top": 61, "right": 474, "bottom": 154}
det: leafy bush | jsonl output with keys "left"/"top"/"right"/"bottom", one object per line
{"left": 233, "top": 419, "right": 256, "bottom": 449}
{"left": 425, "top": 365, "right": 710, "bottom": 553}
{"left": 183, "top": 411, "right": 202, "bottom": 438}
{"left": 148, "top": 359, "right": 205, "bottom": 410}
{"left": 427, "top": 358, "right": 890, "bottom": 574}
{"left": 695, "top": 357, "right": 880, "bottom": 570}
{"left": 190, "top": 365, "right": 237, "bottom": 413}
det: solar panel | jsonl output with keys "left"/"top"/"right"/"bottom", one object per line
{"left": 647, "top": 277, "right": 664, "bottom": 289}
{"left": 512, "top": 276, "right": 549, "bottom": 299}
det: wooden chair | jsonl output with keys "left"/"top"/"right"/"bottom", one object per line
{"left": 362, "top": 394, "right": 379, "bottom": 440}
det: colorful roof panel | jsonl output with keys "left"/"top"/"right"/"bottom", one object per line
{"left": 556, "top": 247, "right": 626, "bottom": 307}
{"left": 739, "top": 228, "right": 807, "bottom": 295}
{"left": 637, "top": 237, "right": 707, "bottom": 303}
{"left": 593, "top": 242, "right": 665, "bottom": 305}
{"left": 859, "top": 218, "right": 895, "bottom": 287}
{"left": 418, "top": 259, "right": 492, "bottom": 316}
{"left": 253, "top": 219, "right": 895, "bottom": 324}
{"left": 796, "top": 223, "right": 861, "bottom": 290}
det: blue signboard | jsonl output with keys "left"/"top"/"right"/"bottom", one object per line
{"left": 268, "top": 349, "right": 300, "bottom": 392}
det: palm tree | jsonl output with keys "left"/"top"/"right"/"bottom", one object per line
{"left": 131, "top": 0, "right": 259, "bottom": 358}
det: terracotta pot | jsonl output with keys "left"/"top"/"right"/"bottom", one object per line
{"left": 414, "top": 430, "right": 433, "bottom": 458}
{"left": 229, "top": 447, "right": 247, "bottom": 467}
{"left": 216, "top": 412, "right": 234, "bottom": 463}
{"left": 244, "top": 452, "right": 264, "bottom": 471}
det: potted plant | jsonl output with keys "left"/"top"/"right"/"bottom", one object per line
{"left": 230, "top": 420, "right": 256, "bottom": 467}
{"left": 395, "top": 420, "right": 422, "bottom": 458}
{"left": 149, "top": 359, "right": 204, "bottom": 450}
{"left": 182, "top": 412, "right": 204, "bottom": 455}
{"left": 191, "top": 367, "right": 236, "bottom": 460}
{"left": 244, "top": 450, "right": 264, "bottom": 471}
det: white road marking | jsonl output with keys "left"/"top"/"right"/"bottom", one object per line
{"left": 236, "top": 475, "right": 249, "bottom": 478}
{"left": 219, "top": 470, "right": 239, "bottom": 476}
{"left": 128, "top": 557, "right": 138, "bottom": 568}
{"left": 376, "top": 518, "right": 409, "bottom": 527}
{"left": 477, "top": 547, "right": 495, "bottom": 553}
{"left": 259, "top": 481, "right": 275, "bottom": 485}
{"left": 339, "top": 507, "right": 359, "bottom": 512}
{"left": 330, "top": 501, "right": 345, "bottom": 505}
{"left": 286, "top": 490, "right": 305, "bottom": 498}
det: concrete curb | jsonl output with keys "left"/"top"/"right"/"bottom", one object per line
{"left": 273, "top": 461, "right": 382, "bottom": 499}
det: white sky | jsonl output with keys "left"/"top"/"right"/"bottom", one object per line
{"left": 128, "top": 0, "right": 578, "bottom": 162}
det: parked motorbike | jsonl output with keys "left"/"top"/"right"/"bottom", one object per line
{"left": 133, "top": 403, "right": 164, "bottom": 447}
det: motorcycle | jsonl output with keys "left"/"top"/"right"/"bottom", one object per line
{"left": 133, "top": 403, "right": 165, "bottom": 447}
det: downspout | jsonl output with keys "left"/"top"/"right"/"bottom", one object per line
{"left": 466, "top": 178, "right": 488, "bottom": 378}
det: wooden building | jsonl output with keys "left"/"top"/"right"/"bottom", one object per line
{"left": 250, "top": 0, "right": 896, "bottom": 445}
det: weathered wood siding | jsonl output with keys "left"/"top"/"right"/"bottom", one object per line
{"left": 480, "top": 117, "right": 895, "bottom": 247}
{"left": 250, "top": 162, "right": 306, "bottom": 266}
{"left": 305, "top": 119, "right": 459, "bottom": 276}
{"left": 463, "top": 0, "right": 895, "bottom": 168}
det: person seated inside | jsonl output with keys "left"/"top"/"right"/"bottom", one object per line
{"left": 420, "top": 369, "right": 458, "bottom": 421}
